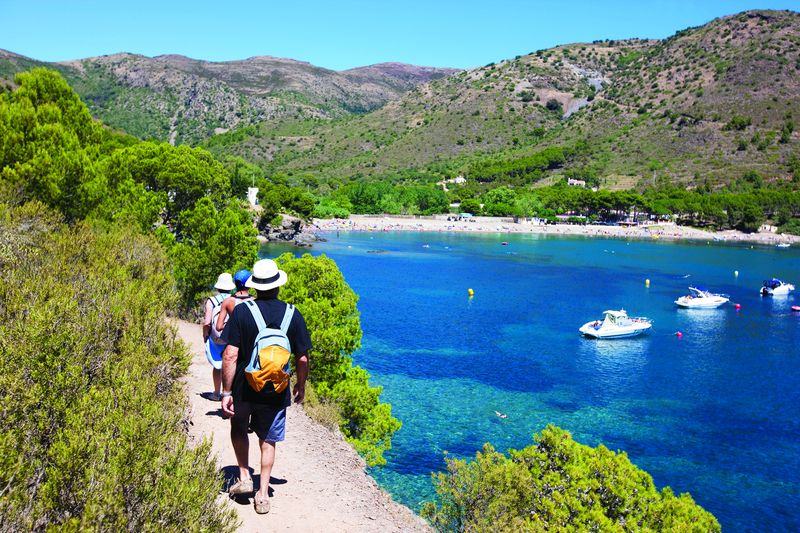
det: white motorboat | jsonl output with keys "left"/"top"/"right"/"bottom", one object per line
{"left": 760, "top": 278, "right": 795, "bottom": 296}
{"left": 776, "top": 243, "right": 790, "bottom": 248}
{"left": 675, "top": 286, "right": 730, "bottom": 309}
{"left": 579, "top": 309, "right": 652, "bottom": 339}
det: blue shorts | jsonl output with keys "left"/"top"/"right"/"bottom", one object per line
{"left": 232, "top": 401, "right": 286, "bottom": 442}
{"left": 205, "top": 339, "right": 225, "bottom": 370}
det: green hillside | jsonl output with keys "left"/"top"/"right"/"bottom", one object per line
{"left": 205, "top": 10, "right": 799, "bottom": 191}
{"left": 3, "top": 10, "right": 797, "bottom": 191}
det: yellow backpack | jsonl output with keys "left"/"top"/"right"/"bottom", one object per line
{"left": 243, "top": 300, "right": 294, "bottom": 395}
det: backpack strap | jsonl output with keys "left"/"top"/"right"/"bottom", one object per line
{"left": 211, "top": 293, "right": 227, "bottom": 308}
{"left": 245, "top": 300, "right": 268, "bottom": 332}
{"left": 279, "top": 304, "right": 295, "bottom": 334}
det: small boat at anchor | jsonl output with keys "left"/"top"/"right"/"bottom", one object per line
{"left": 675, "top": 286, "right": 730, "bottom": 309}
{"left": 579, "top": 309, "right": 652, "bottom": 339}
{"left": 760, "top": 279, "right": 795, "bottom": 296}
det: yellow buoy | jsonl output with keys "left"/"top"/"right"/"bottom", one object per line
{"left": 645, "top": 279, "right": 650, "bottom": 288}
{"left": 468, "top": 288, "right": 474, "bottom": 297}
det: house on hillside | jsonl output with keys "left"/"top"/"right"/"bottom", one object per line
{"left": 438, "top": 175, "right": 467, "bottom": 191}
{"left": 567, "top": 178, "right": 586, "bottom": 187}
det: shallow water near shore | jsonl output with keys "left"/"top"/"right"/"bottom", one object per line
{"left": 262, "top": 231, "right": 800, "bottom": 531}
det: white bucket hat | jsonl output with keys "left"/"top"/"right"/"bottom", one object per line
{"left": 214, "top": 272, "right": 236, "bottom": 291}
{"left": 246, "top": 259, "right": 288, "bottom": 291}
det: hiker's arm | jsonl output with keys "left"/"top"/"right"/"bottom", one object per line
{"left": 216, "top": 299, "right": 232, "bottom": 333}
{"left": 293, "top": 353, "right": 309, "bottom": 404}
{"left": 221, "top": 345, "right": 239, "bottom": 416}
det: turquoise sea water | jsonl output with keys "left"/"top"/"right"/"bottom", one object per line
{"left": 262, "top": 231, "right": 800, "bottom": 531}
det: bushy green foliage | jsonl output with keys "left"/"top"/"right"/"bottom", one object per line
{"left": 481, "top": 187, "right": 519, "bottom": 216}
{"left": 778, "top": 218, "right": 800, "bottom": 236}
{"left": 102, "top": 140, "right": 232, "bottom": 221}
{"left": 257, "top": 180, "right": 316, "bottom": 222}
{"left": 723, "top": 115, "right": 752, "bottom": 131}
{"left": 461, "top": 181, "right": 796, "bottom": 231}
{"left": 0, "top": 68, "right": 259, "bottom": 308}
{"left": 340, "top": 182, "right": 449, "bottom": 215}
{"left": 167, "top": 198, "right": 258, "bottom": 309}
{"left": 0, "top": 68, "right": 105, "bottom": 220}
{"left": 0, "top": 203, "right": 237, "bottom": 532}
{"left": 468, "top": 146, "right": 569, "bottom": 184}
{"left": 421, "top": 425, "right": 719, "bottom": 532}
{"left": 312, "top": 196, "right": 352, "bottom": 219}
{"left": 276, "top": 253, "right": 401, "bottom": 466}
{"left": 459, "top": 198, "right": 481, "bottom": 215}
{"left": 545, "top": 98, "right": 563, "bottom": 114}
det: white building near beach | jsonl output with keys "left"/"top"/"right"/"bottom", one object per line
{"left": 247, "top": 187, "right": 259, "bottom": 206}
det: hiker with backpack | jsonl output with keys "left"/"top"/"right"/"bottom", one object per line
{"left": 220, "top": 258, "right": 311, "bottom": 515}
{"left": 215, "top": 269, "right": 254, "bottom": 334}
{"left": 203, "top": 272, "right": 236, "bottom": 401}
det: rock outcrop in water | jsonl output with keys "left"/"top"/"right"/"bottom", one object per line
{"left": 261, "top": 214, "right": 317, "bottom": 247}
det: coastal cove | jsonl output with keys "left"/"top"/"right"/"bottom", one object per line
{"left": 262, "top": 231, "right": 800, "bottom": 532}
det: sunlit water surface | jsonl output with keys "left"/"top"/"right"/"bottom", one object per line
{"left": 262, "top": 231, "right": 800, "bottom": 531}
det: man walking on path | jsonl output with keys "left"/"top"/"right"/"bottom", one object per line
{"left": 221, "top": 259, "right": 311, "bottom": 515}
{"left": 203, "top": 272, "right": 236, "bottom": 400}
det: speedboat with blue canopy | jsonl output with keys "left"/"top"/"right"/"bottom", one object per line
{"left": 760, "top": 279, "right": 795, "bottom": 296}
{"left": 675, "top": 286, "right": 730, "bottom": 309}
{"left": 579, "top": 309, "right": 652, "bottom": 339}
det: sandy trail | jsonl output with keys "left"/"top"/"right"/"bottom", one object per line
{"left": 177, "top": 320, "right": 430, "bottom": 532}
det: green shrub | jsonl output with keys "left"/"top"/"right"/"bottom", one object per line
{"left": 778, "top": 218, "right": 800, "bottom": 236}
{"left": 723, "top": 115, "right": 751, "bottom": 131}
{"left": 421, "top": 425, "right": 719, "bottom": 532}
{"left": 0, "top": 202, "right": 237, "bottom": 532}
{"left": 276, "top": 253, "right": 400, "bottom": 466}
{"left": 545, "top": 99, "right": 563, "bottom": 113}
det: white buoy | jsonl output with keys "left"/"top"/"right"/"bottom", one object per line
{"left": 734, "top": 270, "right": 739, "bottom": 277}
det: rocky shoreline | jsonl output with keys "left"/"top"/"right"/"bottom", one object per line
{"left": 259, "top": 214, "right": 319, "bottom": 247}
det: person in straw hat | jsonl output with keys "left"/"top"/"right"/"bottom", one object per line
{"left": 202, "top": 272, "right": 236, "bottom": 400}
{"left": 220, "top": 258, "right": 311, "bottom": 515}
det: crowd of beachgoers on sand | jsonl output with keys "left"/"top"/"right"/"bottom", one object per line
{"left": 309, "top": 214, "right": 800, "bottom": 246}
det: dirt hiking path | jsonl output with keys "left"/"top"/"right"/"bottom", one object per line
{"left": 176, "top": 320, "right": 430, "bottom": 533}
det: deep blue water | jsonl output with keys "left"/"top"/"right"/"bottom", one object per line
{"left": 262, "top": 232, "right": 800, "bottom": 532}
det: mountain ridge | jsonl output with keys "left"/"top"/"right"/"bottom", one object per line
{"left": 0, "top": 48, "right": 459, "bottom": 144}
{"left": 203, "top": 9, "right": 798, "bottom": 190}
{"left": 2, "top": 9, "right": 798, "bottom": 190}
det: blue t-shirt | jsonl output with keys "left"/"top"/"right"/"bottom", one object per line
{"left": 222, "top": 297, "right": 312, "bottom": 405}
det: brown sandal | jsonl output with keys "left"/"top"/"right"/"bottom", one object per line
{"left": 254, "top": 495, "right": 270, "bottom": 514}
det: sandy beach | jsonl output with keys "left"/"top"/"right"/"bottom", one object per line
{"left": 311, "top": 215, "right": 800, "bottom": 246}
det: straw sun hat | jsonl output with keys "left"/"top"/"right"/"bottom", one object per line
{"left": 246, "top": 259, "right": 288, "bottom": 291}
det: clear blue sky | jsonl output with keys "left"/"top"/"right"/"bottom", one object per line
{"left": 3, "top": 1, "right": 798, "bottom": 70}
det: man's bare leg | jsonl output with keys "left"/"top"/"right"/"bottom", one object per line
{"left": 257, "top": 440, "right": 276, "bottom": 501}
{"left": 231, "top": 418, "right": 251, "bottom": 482}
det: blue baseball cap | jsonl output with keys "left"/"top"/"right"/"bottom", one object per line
{"left": 234, "top": 269, "right": 252, "bottom": 288}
